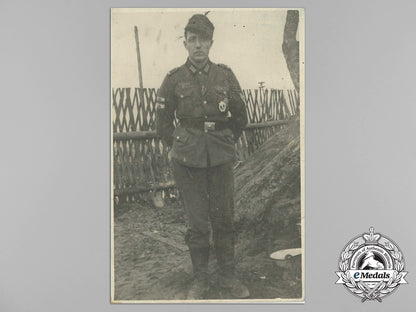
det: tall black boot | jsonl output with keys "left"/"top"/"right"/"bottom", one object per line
{"left": 215, "top": 244, "right": 235, "bottom": 275}
{"left": 215, "top": 244, "right": 250, "bottom": 299}
{"left": 186, "top": 247, "right": 210, "bottom": 300}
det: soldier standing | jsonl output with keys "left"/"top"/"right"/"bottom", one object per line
{"left": 156, "top": 13, "right": 249, "bottom": 300}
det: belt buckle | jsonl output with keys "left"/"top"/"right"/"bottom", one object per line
{"left": 204, "top": 121, "right": 215, "bottom": 132}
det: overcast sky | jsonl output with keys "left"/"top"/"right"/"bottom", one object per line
{"left": 111, "top": 8, "right": 301, "bottom": 90}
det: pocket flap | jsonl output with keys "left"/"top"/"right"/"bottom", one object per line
{"left": 175, "top": 85, "right": 194, "bottom": 98}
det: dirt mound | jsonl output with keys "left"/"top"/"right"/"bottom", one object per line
{"left": 233, "top": 119, "right": 302, "bottom": 299}
{"left": 235, "top": 119, "right": 301, "bottom": 251}
{"left": 113, "top": 120, "right": 302, "bottom": 301}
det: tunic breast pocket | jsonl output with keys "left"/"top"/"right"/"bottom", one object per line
{"left": 214, "top": 86, "right": 229, "bottom": 99}
{"left": 175, "top": 86, "right": 194, "bottom": 111}
{"left": 213, "top": 86, "right": 230, "bottom": 114}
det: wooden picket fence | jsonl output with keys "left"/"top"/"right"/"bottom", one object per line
{"left": 112, "top": 87, "right": 299, "bottom": 202}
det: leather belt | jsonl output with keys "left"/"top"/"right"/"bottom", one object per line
{"left": 179, "top": 119, "right": 230, "bottom": 132}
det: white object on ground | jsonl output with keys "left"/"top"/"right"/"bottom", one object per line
{"left": 270, "top": 248, "right": 302, "bottom": 260}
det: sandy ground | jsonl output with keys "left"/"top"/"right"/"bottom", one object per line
{"left": 113, "top": 121, "right": 302, "bottom": 301}
{"left": 113, "top": 201, "right": 301, "bottom": 301}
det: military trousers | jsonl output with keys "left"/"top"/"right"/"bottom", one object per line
{"left": 172, "top": 159, "right": 236, "bottom": 272}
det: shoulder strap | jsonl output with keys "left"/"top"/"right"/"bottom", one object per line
{"left": 167, "top": 66, "right": 180, "bottom": 76}
{"left": 218, "top": 63, "right": 231, "bottom": 71}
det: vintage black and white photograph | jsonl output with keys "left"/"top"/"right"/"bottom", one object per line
{"left": 111, "top": 8, "right": 304, "bottom": 303}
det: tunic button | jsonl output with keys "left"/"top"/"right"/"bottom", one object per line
{"left": 204, "top": 115, "right": 208, "bottom": 119}
{"left": 180, "top": 94, "right": 184, "bottom": 98}
{"left": 203, "top": 100, "right": 207, "bottom": 104}
{"left": 199, "top": 72, "right": 202, "bottom": 75}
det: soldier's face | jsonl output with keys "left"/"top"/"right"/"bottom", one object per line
{"left": 184, "top": 31, "right": 213, "bottom": 64}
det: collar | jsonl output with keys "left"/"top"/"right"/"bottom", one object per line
{"left": 186, "top": 58, "right": 211, "bottom": 75}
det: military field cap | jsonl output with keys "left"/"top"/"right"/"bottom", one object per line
{"left": 185, "top": 14, "right": 214, "bottom": 39}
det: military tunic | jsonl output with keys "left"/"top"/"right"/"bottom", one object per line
{"left": 156, "top": 58, "right": 247, "bottom": 262}
{"left": 156, "top": 59, "right": 247, "bottom": 168}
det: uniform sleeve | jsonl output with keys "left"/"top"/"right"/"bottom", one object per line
{"left": 156, "top": 74, "right": 176, "bottom": 147}
{"left": 227, "top": 69, "right": 248, "bottom": 141}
